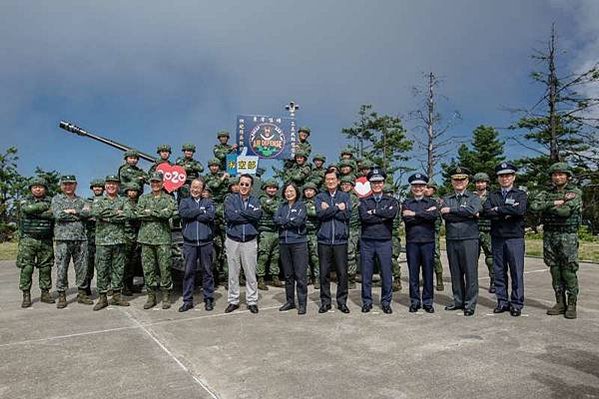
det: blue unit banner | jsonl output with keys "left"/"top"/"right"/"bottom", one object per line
{"left": 236, "top": 115, "right": 296, "bottom": 160}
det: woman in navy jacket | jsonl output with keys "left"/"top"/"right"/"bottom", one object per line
{"left": 273, "top": 182, "right": 309, "bottom": 315}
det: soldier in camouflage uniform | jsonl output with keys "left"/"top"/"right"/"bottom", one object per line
{"left": 302, "top": 183, "right": 320, "bottom": 288}
{"left": 531, "top": 162, "right": 582, "bottom": 319}
{"left": 204, "top": 158, "right": 230, "bottom": 285}
{"left": 308, "top": 154, "right": 327, "bottom": 190}
{"left": 118, "top": 150, "right": 146, "bottom": 195}
{"left": 51, "top": 175, "right": 93, "bottom": 308}
{"left": 341, "top": 176, "right": 360, "bottom": 288}
{"left": 148, "top": 144, "right": 173, "bottom": 175}
{"left": 297, "top": 126, "right": 312, "bottom": 158}
{"left": 473, "top": 173, "right": 495, "bottom": 293}
{"left": 176, "top": 143, "right": 204, "bottom": 199}
{"left": 91, "top": 176, "right": 132, "bottom": 310}
{"left": 424, "top": 181, "right": 443, "bottom": 291}
{"left": 122, "top": 183, "right": 142, "bottom": 295}
{"left": 83, "top": 178, "right": 105, "bottom": 296}
{"left": 358, "top": 160, "right": 374, "bottom": 178}
{"left": 383, "top": 184, "right": 403, "bottom": 291}
{"left": 213, "top": 130, "right": 238, "bottom": 170}
{"left": 286, "top": 150, "right": 312, "bottom": 186}
{"left": 136, "top": 173, "right": 177, "bottom": 309}
{"left": 17, "top": 178, "right": 55, "bottom": 307}
{"left": 338, "top": 159, "right": 357, "bottom": 183}
{"left": 339, "top": 147, "right": 359, "bottom": 172}
{"left": 251, "top": 167, "right": 266, "bottom": 198}
{"left": 256, "top": 179, "right": 282, "bottom": 290}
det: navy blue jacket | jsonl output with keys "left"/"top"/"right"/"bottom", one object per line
{"left": 482, "top": 188, "right": 527, "bottom": 239}
{"left": 224, "top": 193, "right": 262, "bottom": 242}
{"left": 315, "top": 190, "right": 351, "bottom": 245}
{"left": 179, "top": 197, "right": 215, "bottom": 245}
{"left": 358, "top": 194, "right": 398, "bottom": 241}
{"left": 273, "top": 201, "right": 308, "bottom": 244}
{"left": 401, "top": 197, "right": 438, "bottom": 243}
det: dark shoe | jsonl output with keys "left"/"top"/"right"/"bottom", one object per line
{"left": 93, "top": 294, "right": 108, "bottom": 311}
{"left": 161, "top": 290, "right": 171, "bottom": 310}
{"left": 409, "top": 305, "right": 419, "bottom": 313}
{"left": 57, "top": 291, "right": 67, "bottom": 309}
{"left": 510, "top": 308, "right": 521, "bottom": 317}
{"left": 318, "top": 304, "right": 332, "bottom": 313}
{"left": 271, "top": 277, "right": 284, "bottom": 287}
{"left": 85, "top": 286, "right": 92, "bottom": 296}
{"left": 279, "top": 302, "right": 296, "bottom": 311}
{"left": 493, "top": 305, "right": 510, "bottom": 314}
{"left": 547, "top": 291, "right": 566, "bottom": 315}
{"left": 464, "top": 309, "right": 475, "bottom": 316}
{"left": 298, "top": 306, "right": 306, "bottom": 315}
{"left": 337, "top": 304, "right": 350, "bottom": 313}
{"left": 143, "top": 291, "right": 157, "bottom": 309}
{"left": 444, "top": 304, "right": 463, "bottom": 311}
{"left": 313, "top": 279, "right": 320, "bottom": 290}
{"left": 122, "top": 286, "right": 133, "bottom": 297}
{"left": 488, "top": 279, "right": 496, "bottom": 294}
{"left": 361, "top": 304, "right": 372, "bottom": 313}
{"left": 224, "top": 303, "right": 239, "bottom": 313}
{"left": 564, "top": 295, "right": 577, "bottom": 319}
{"left": 248, "top": 304, "right": 259, "bottom": 314}
{"left": 21, "top": 291, "right": 31, "bottom": 308}
{"left": 77, "top": 289, "right": 94, "bottom": 305}
{"left": 423, "top": 305, "right": 435, "bottom": 314}
{"left": 109, "top": 292, "right": 130, "bottom": 307}
{"left": 257, "top": 277, "right": 268, "bottom": 291}
{"left": 178, "top": 302, "right": 194, "bottom": 312}
{"left": 382, "top": 305, "right": 393, "bottom": 314}
{"left": 204, "top": 299, "right": 214, "bottom": 311}
{"left": 40, "top": 289, "right": 55, "bottom": 304}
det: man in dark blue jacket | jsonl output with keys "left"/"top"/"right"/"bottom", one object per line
{"left": 315, "top": 169, "right": 352, "bottom": 313}
{"left": 178, "top": 178, "right": 216, "bottom": 312}
{"left": 358, "top": 169, "right": 398, "bottom": 314}
{"left": 402, "top": 173, "right": 438, "bottom": 313}
{"left": 223, "top": 174, "right": 263, "bottom": 314}
{"left": 482, "top": 162, "right": 528, "bottom": 316}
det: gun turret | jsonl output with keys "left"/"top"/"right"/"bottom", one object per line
{"left": 59, "top": 121, "right": 156, "bottom": 162}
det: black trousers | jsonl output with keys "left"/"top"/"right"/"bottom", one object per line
{"left": 280, "top": 242, "right": 308, "bottom": 307}
{"left": 318, "top": 243, "right": 348, "bottom": 306}
{"left": 182, "top": 242, "right": 214, "bottom": 305}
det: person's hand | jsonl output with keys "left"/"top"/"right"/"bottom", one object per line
{"left": 403, "top": 209, "right": 416, "bottom": 217}
{"left": 337, "top": 202, "right": 346, "bottom": 211}
{"left": 321, "top": 202, "right": 329, "bottom": 210}
{"left": 426, "top": 206, "right": 436, "bottom": 212}
{"left": 222, "top": 173, "right": 230, "bottom": 180}
{"left": 564, "top": 192, "right": 577, "bottom": 201}
{"left": 440, "top": 207, "right": 450, "bottom": 214}
{"left": 231, "top": 144, "right": 238, "bottom": 150}
{"left": 64, "top": 209, "right": 77, "bottom": 214}
{"left": 554, "top": 199, "right": 565, "bottom": 207}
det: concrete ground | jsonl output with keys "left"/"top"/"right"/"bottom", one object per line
{"left": 1, "top": 255, "right": 598, "bottom": 399}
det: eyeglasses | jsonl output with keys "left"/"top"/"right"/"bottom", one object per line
{"left": 239, "top": 183, "right": 251, "bottom": 187}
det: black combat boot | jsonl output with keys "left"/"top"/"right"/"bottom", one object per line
{"left": 21, "top": 291, "right": 31, "bottom": 308}
{"left": 564, "top": 294, "right": 577, "bottom": 319}
{"left": 547, "top": 290, "right": 566, "bottom": 315}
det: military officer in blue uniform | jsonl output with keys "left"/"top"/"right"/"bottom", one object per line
{"left": 482, "top": 162, "right": 528, "bottom": 316}
{"left": 402, "top": 173, "right": 439, "bottom": 313}
{"left": 358, "top": 168, "right": 398, "bottom": 314}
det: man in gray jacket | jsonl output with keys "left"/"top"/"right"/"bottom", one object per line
{"left": 440, "top": 167, "right": 482, "bottom": 316}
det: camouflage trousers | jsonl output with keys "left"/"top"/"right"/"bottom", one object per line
{"left": 543, "top": 231, "right": 579, "bottom": 297}
{"left": 55, "top": 240, "right": 88, "bottom": 292}
{"left": 347, "top": 231, "right": 360, "bottom": 276}
{"left": 95, "top": 244, "right": 125, "bottom": 293}
{"left": 307, "top": 233, "right": 320, "bottom": 279}
{"left": 433, "top": 232, "right": 442, "bottom": 275}
{"left": 213, "top": 228, "right": 228, "bottom": 277}
{"left": 257, "top": 231, "right": 279, "bottom": 278}
{"left": 141, "top": 244, "right": 172, "bottom": 291}
{"left": 479, "top": 231, "right": 494, "bottom": 279}
{"left": 392, "top": 236, "right": 401, "bottom": 279}
{"left": 123, "top": 240, "right": 142, "bottom": 284}
{"left": 85, "top": 238, "right": 97, "bottom": 290}
{"left": 16, "top": 236, "right": 53, "bottom": 291}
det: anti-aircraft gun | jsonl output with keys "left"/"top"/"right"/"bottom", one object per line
{"left": 58, "top": 121, "right": 185, "bottom": 272}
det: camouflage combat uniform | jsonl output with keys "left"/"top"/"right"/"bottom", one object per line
{"left": 256, "top": 189, "right": 281, "bottom": 289}
{"left": 475, "top": 189, "right": 494, "bottom": 290}
{"left": 285, "top": 157, "right": 311, "bottom": 186}
{"left": 213, "top": 131, "right": 237, "bottom": 170}
{"left": 347, "top": 190, "right": 361, "bottom": 287}
{"left": 123, "top": 185, "right": 142, "bottom": 293}
{"left": 304, "top": 193, "right": 321, "bottom": 286}
{"left": 176, "top": 144, "right": 204, "bottom": 198}
{"left": 204, "top": 161, "right": 229, "bottom": 280}
{"left": 118, "top": 155, "right": 146, "bottom": 195}
{"left": 84, "top": 183, "right": 104, "bottom": 294}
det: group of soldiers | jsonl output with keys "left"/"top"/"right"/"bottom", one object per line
{"left": 16, "top": 127, "right": 583, "bottom": 318}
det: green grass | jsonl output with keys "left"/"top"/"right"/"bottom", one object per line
{"left": 0, "top": 241, "right": 18, "bottom": 261}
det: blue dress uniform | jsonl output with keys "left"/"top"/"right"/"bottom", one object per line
{"left": 482, "top": 162, "right": 528, "bottom": 316}
{"left": 358, "top": 169, "right": 398, "bottom": 314}
{"left": 402, "top": 173, "right": 439, "bottom": 313}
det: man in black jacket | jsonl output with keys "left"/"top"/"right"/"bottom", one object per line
{"left": 178, "top": 178, "right": 216, "bottom": 312}
{"left": 358, "top": 169, "right": 398, "bottom": 314}
{"left": 482, "top": 162, "right": 528, "bottom": 317}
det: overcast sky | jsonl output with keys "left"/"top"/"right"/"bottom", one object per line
{"left": 1, "top": 1, "right": 598, "bottom": 189}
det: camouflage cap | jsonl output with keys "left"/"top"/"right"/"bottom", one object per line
{"left": 312, "top": 153, "right": 326, "bottom": 162}
{"left": 338, "top": 159, "right": 354, "bottom": 169}
{"left": 298, "top": 126, "right": 311, "bottom": 135}
{"left": 60, "top": 175, "right": 77, "bottom": 184}
{"left": 228, "top": 177, "right": 239, "bottom": 187}
{"left": 340, "top": 147, "right": 354, "bottom": 156}
{"left": 123, "top": 182, "right": 141, "bottom": 193}
{"left": 123, "top": 149, "right": 139, "bottom": 159}
{"left": 548, "top": 162, "right": 573, "bottom": 176}
{"left": 360, "top": 159, "right": 374, "bottom": 169}
{"left": 104, "top": 175, "right": 121, "bottom": 183}
{"left": 89, "top": 178, "right": 105, "bottom": 188}
{"left": 473, "top": 172, "right": 490, "bottom": 182}
{"left": 182, "top": 143, "right": 196, "bottom": 152}
{"left": 383, "top": 184, "right": 395, "bottom": 194}
{"left": 217, "top": 130, "right": 230, "bottom": 138}
{"left": 294, "top": 150, "right": 308, "bottom": 159}
{"left": 426, "top": 180, "right": 438, "bottom": 190}
{"left": 302, "top": 182, "right": 318, "bottom": 191}
{"left": 340, "top": 176, "right": 355, "bottom": 185}
{"left": 148, "top": 172, "right": 164, "bottom": 182}
{"left": 262, "top": 179, "right": 279, "bottom": 189}
{"left": 156, "top": 144, "right": 171, "bottom": 153}
{"left": 208, "top": 158, "right": 221, "bottom": 167}
{"left": 29, "top": 177, "right": 48, "bottom": 190}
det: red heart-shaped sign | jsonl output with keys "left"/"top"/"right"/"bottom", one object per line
{"left": 156, "top": 164, "right": 187, "bottom": 193}
{"left": 354, "top": 176, "right": 372, "bottom": 198}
